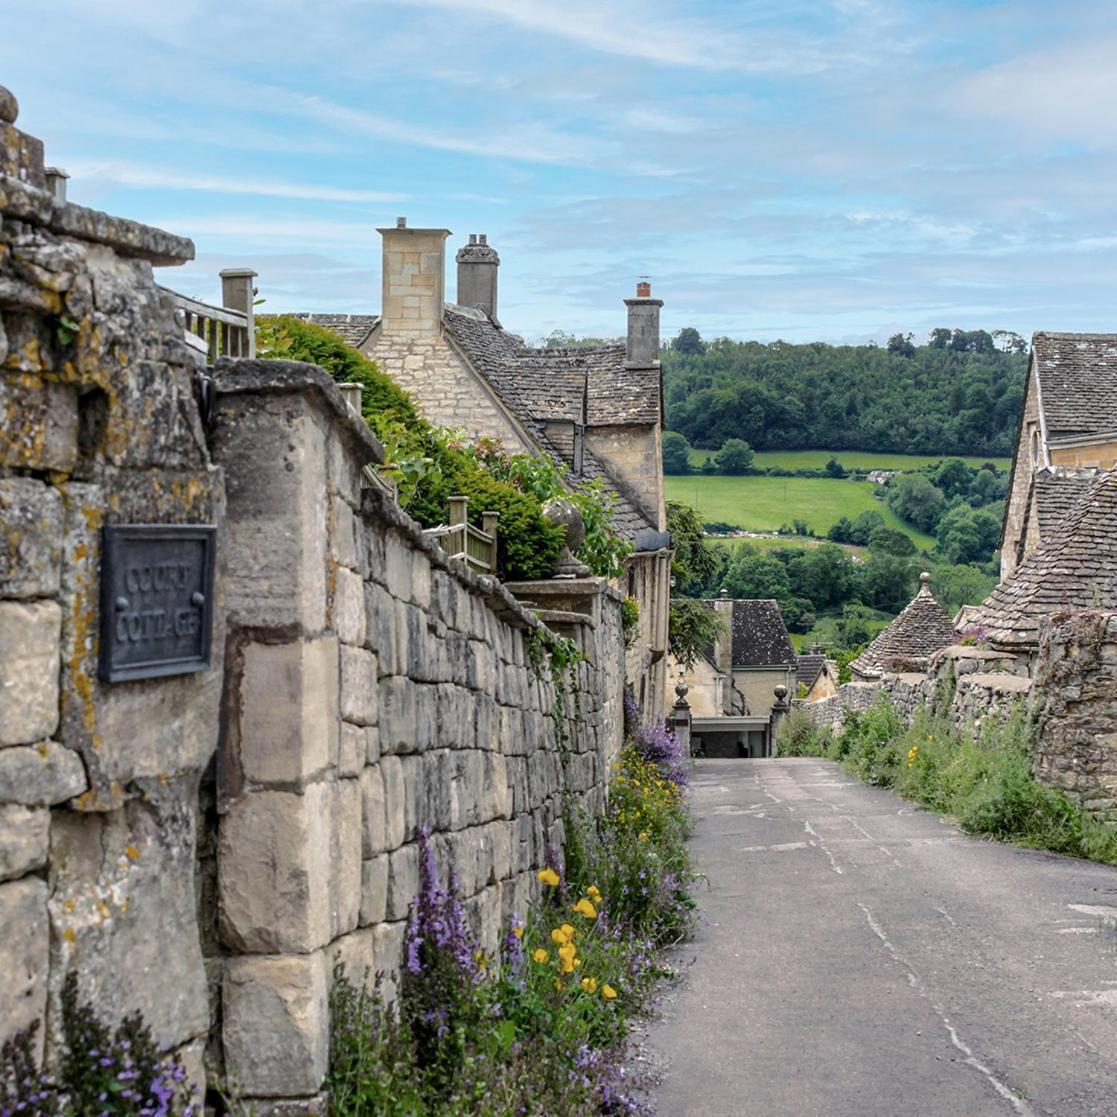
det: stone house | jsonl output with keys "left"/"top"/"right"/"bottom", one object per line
{"left": 849, "top": 573, "right": 956, "bottom": 681}
{"left": 670, "top": 597, "right": 796, "bottom": 758}
{"left": 296, "top": 221, "right": 671, "bottom": 717}
{"left": 796, "top": 647, "right": 839, "bottom": 702}
{"left": 1000, "top": 333, "right": 1117, "bottom": 579}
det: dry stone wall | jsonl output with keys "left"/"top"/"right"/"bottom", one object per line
{"left": 206, "top": 358, "right": 619, "bottom": 1111}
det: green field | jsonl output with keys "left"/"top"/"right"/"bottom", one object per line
{"left": 686, "top": 448, "right": 1012, "bottom": 472}
{"left": 664, "top": 474, "right": 937, "bottom": 549}
{"left": 707, "top": 534, "right": 868, "bottom": 559}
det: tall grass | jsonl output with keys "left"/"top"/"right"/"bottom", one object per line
{"left": 780, "top": 701, "right": 1117, "bottom": 866}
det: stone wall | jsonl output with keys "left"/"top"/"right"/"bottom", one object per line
{"left": 0, "top": 87, "right": 216, "bottom": 1085}
{"left": 207, "top": 358, "right": 620, "bottom": 1110}
{"left": 0, "top": 90, "right": 621, "bottom": 1114}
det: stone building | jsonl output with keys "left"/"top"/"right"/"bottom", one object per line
{"left": 296, "top": 221, "right": 672, "bottom": 717}
{"left": 796, "top": 647, "right": 839, "bottom": 702}
{"left": 1000, "top": 333, "right": 1117, "bottom": 579}
{"left": 849, "top": 573, "right": 956, "bottom": 681}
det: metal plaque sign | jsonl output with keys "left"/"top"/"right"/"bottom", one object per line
{"left": 98, "top": 524, "right": 217, "bottom": 683}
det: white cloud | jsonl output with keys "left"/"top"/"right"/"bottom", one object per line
{"left": 65, "top": 162, "right": 406, "bottom": 203}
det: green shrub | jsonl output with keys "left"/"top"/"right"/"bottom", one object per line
{"left": 778, "top": 708, "right": 831, "bottom": 757}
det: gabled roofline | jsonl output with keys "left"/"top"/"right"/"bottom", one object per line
{"left": 1047, "top": 429, "right": 1117, "bottom": 449}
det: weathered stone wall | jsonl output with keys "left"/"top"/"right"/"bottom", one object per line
{"left": 0, "top": 87, "right": 217, "bottom": 1087}
{"left": 1034, "top": 612, "right": 1117, "bottom": 823}
{"left": 584, "top": 422, "right": 665, "bottom": 533}
{"left": 207, "top": 358, "right": 620, "bottom": 1110}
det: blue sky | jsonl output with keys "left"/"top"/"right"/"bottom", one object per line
{"left": 4, "top": 0, "right": 1116, "bottom": 344}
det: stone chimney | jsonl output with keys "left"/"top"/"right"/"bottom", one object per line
{"left": 624, "top": 279, "right": 663, "bottom": 368}
{"left": 377, "top": 217, "right": 451, "bottom": 336}
{"left": 456, "top": 233, "right": 500, "bottom": 321}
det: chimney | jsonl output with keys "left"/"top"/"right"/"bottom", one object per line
{"left": 624, "top": 279, "right": 663, "bottom": 368}
{"left": 713, "top": 591, "right": 734, "bottom": 697}
{"left": 456, "top": 233, "right": 500, "bottom": 321}
{"left": 376, "top": 217, "right": 451, "bottom": 336}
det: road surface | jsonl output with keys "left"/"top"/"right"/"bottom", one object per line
{"left": 644, "top": 759, "right": 1117, "bottom": 1117}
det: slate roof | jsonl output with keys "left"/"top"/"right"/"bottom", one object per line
{"left": 703, "top": 599, "right": 795, "bottom": 668}
{"left": 290, "top": 313, "right": 380, "bottom": 349}
{"left": 1033, "top": 333, "right": 1117, "bottom": 440}
{"left": 795, "top": 654, "right": 827, "bottom": 690}
{"left": 964, "top": 470, "right": 1117, "bottom": 648}
{"left": 850, "top": 575, "right": 956, "bottom": 678}
{"left": 1031, "top": 467, "right": 1097, "bottom": 539}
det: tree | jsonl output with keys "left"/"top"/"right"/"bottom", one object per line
{"left": 928, "top": 327, "right": 953, "bottom": 349}
{"left": 666, "top": 500, "right": 720, "bottom": 594}
{"left": 930, "top": 564, "right": 997, "bottom": 615}
{"left": 827, "top": 516, "right": 854, "bottom": 544}
{"left": 787, "top": 543, "right": 857, "bottom": 610}
{"left": 867, "top": 525, "right": 917, "bottom": 556}
{"left": 662, "top": 431, "right": 692, "bottom": 475}
{"left": 715, "top": 438, "right": 755, "bottom": 475}
{"left": 723, "top": 551, "right": 791, "bottom": 602}
{"left": 848, "top": 510, "right": 885, "bottom": 546}
{"left": 856, "top": 552, "right": 918, "bottom": 612}
{"left": 668, "top": 598, "right": 725, "bottom": 669}
{"left": 887, "top": 332, "right": 916, "bottom": 357}
{"left": 887, "top": 474, "right": 947, "bottom": 533}
{"left": 672, "top": 327, "right": 706, "bottom": 356}
{"left": 932, "top": 458, "right": 974, "bottom": 500}
{"left": 836, "top": 603, "right": 877, "bottom": 649}
{"left": 934, "top": 503, "right": 1002, "bottom": 565}
{"left": 825, "top": 457, "right": 846, "bottom": 478}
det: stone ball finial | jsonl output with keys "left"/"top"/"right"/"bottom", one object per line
{"left": 0, "top": 86, "right": 18, "bottom": 124}
{"left": 542, "top": 497, "right": 590, "bottom": 578}
{"left": 774, "top": 684, "right": 788, "bottom": 700}
{"left": 920, "top": 571, "right": 931, "bottom": 584}
{"left": 675, "top": 678, "right": 689, "bottom": 700}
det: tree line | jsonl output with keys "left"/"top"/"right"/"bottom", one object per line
{"left": 664, "top": 328, "right": 1028, "bottom": 457}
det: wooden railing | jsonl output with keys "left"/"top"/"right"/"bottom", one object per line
{"left": 164, "top": 267, "right": 257, "bottom": 364}
{"left": 424, "top": 496, "right": 499, "bottom": 575}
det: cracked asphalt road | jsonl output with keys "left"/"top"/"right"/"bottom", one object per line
{"left": 644, "top": 759, "right": 1117, "bottom": 1117}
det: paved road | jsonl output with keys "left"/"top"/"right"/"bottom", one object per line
{"left": 644, "top": 759, "right": 1117, "bottom": 1117}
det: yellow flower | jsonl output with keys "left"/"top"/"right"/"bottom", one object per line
{"left": 533, "top": 948, "right": 550, "bottom": 964}
{"left": 558, "top": 942, "right": 578, "bottom": 973}
{"left": 561, "top": 923, "right": 576, "bottom": 939}
{"left": 572, "top": 898, "right": 597, "bottom": 919}
{"left": 551, "top": 927, "right": 571, "bottom": 945}
{"left": 586, "top": 885, "right": 601, "bottom": 902}
{"left": 554, "top": 979, "right": 564, "bottom": 991}
{"left": 537, "top": 867, "right": 560, "bottom": 887}
{"left": 513, "top": 925, "right": 524, "bottom": 939}
{"left": 601, "top": 984, "right": 617, "bottom": 1000}
{"left": 581, "top": 977, "right": 598, "bottom": 994}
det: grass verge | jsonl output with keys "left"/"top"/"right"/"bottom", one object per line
{"left": 780, "top": 700, "right": 1117, "bottom": 867}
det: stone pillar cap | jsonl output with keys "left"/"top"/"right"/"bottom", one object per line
{"left": 220, "top": 267, "right": 258, "bottom": 278}
{"left": 0, "top": 85, "right": 17, "bottom": 124}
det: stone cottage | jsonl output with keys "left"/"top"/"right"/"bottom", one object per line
{"left": 796, "top": 647, "right": 838, "bottom": 702}
{"left": 296, "top": 222, "right": 672, "bottom": 717}
{"left": 1000, "top": 333, "right": 1117, "bottom": 579}
{"left": 849, "top": 573, "right": 956, "bottom": 681}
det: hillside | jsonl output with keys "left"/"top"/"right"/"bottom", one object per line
{"left": 663, "top": 330, "right": 1028, "bottom": 457}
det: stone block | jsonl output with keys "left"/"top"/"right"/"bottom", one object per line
{"left": 378, "top": 760, "right": 409, "bottom": 848}
{"left": 359, "top": 854, "right": 389, "bottom": 927}
{"left": 330, "top": 496, "right": 360, "bottom": 571}
{"left": 399, "top": 753, "right": 424, "bottom": 837}
{"left": 330, "top": 926, "right": 377, "bottom": 991}
{"left": 383, "top": 530, "right": 412, "bottom": 600}
{"left": 481, "top": 752, "right": 511, "bottom": 821}
{"left": 48, "top": 787, "right": 208, "bottom": 1052}
{"left": 331, "top": 779, "right": 362, "bottom": 939}
{"left": 339, "top": 722, "right": 365, "bottom": 778}
{"left": 365, "top": 724, "right": 381, "bottom": 766}
{"left": 360, "top": 763, "right": 387, "bottom": 857}
{"left": 0, "top": 741, "right": 85, "bottom": 805}
{"left": 0, "top": 803, "right": 48, "bottom": 881}
{"left": 238, "top": 637, "right": 338, "bottom": 788}
{"left": 0, "top": 374, "right": 77, "bottom": 471}
{"left": 378, "top": 676, "right": 416, "bottom": 754}
{"left": 334, "top": 567, "right": 366, "bottom": 646}
{"left": 242, "top": 1096, "right": 328, "bottom": 1117}
{"left": 387, "top": 841, "right": 419, "bottom": 921}
{"left": 211, "top": 396, "right": 327, "bottom": 634}
{"left": 223, "top": 952, "right": 328, "bottom": 1099}
{"left": 362, "top": 580, "right": 396, "bottom": 667}
{"left": 372, "top": 920, "right": 407, "bottom": 1004}
{"left": 0, "top": 877, "right": 48, "bottom": 1059}
{"left": 0, "top": 477, "right": 62, "bottom": 597}
{"left": 435, "top": 684, "right": 472, "bottom": 750}
{"left": 218, "top": 784, "right": 331, "bottom": 954}
{"left": 0, "top": 600, "right": 60, "bottom": 746}
{"left": 340, "top": 646, "right": 378, "bottom": 726}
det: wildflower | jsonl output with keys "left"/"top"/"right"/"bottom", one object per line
{"left": 558, "top": 942, "right": 578, "bottom": 973}
{"left": 537, "top": 867, "right": 560, "bottom": 887}
{"left": 572, "top": 898, "right": 597, "bottom": 919}
{"left": 581, "top": 976, "right": 598, "bottom": 994}
{"left": 551, "top": 927, "right": 571, "bottom": 945}
{"left": 513, "top": 924, "right": 524, "bottom": 940}
{"left": 601, "top": 984, "right": 618, "bottom": 1000}
{"left": 554, "top": 979, "right": 564, "bottom": 991}
{"left": 586, "top": 885, "right": 601, "bottom": 902}
{"left": 560, "top": 922, "right": 576, "bottom": 939}
{"left": 533, "top": 948, "right": 550, "bottom": 964}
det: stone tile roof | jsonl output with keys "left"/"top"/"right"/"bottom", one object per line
{"left": 965, "top": 470, "right": 1117, "bottom": 648}
{"left": 1033, "top": 333, "right": 1117, "bottom": 439}
{"left": 796, "top": 654, "right": 827, "bottom": 689}
{"left": 850, "top": 575, "right": 956, "bottom": 678}
{"left": 722, "top": 599, "right": 796, "bottom": 668}
{"left": 1031, "top": 467, "right": 1097, "bottom": 539}
{"left": 443, "top": 305, "right": 660, "bottom": 426}
{"left": 290, "top": 313, "right": 380, "bottom": 349}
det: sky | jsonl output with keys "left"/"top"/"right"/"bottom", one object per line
{"left": 4, "top": 0, "right": 1117, "bottom": 345}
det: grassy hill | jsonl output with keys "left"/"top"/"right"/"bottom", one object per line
{"left": 686, "top": 448, "right": 1012, "bottom": 471}
{"left": 663, "top": 474, "right": 937, "bottom": 549}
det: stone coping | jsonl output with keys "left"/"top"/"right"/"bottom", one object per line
{"left": 965, "top": 673, "right": 1032, "bottom": 693}
{"left": 535, "top": 608, "right": 595, "bottom": 629}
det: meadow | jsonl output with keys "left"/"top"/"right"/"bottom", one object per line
{"left": 686, "top": 448, "right": 1013, "bottom": 471}
{"left": 664, "top": 474, "right": 937, "bottom": 548}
